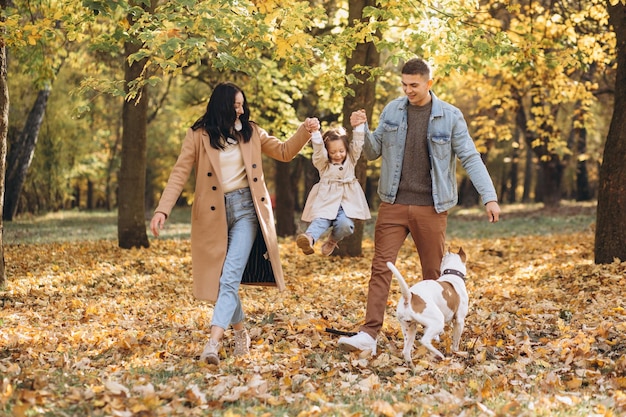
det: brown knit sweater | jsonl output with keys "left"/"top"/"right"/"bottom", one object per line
{"left": 395, "top": 101, "right": 434, "bottom": 206}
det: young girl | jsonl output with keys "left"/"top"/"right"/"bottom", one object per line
{"left": 297, "top": 121, "right": 371, "bottom": 256}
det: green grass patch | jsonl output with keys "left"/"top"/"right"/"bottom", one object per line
{"left": 4, "top": 201, "right": 596, "bottom": 245}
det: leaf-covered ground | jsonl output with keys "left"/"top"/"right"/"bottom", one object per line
{"left": 2, "top": 214, "right": 626, "bottom": 416}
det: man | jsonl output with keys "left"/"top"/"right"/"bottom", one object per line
{"left": 339, "top": 58, "right": 501, "bottom": 355}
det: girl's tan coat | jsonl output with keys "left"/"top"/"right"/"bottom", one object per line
{"left": 155, "top": 123, "right": 311, "bottom": 302}
{"left": 301, "top": 131, "right": 371, "bottom": 222}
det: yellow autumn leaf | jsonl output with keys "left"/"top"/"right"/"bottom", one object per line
{"left": 481, "top": 378, "right": 493, "bottom": 399}
{"left": 564, "top": 376, "right": 583, "bottom": 390}
{"left": 370, "top": 399, "right": 396, "bottom": 417}
{"left": 614, "top": 377, "right": 626, "bottom": 389}
{"left": 275, "top": 37, "right": 291, "bottom": 59}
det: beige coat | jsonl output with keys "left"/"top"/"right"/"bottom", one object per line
{"left": 155, "top": 123, "right": 311, "bottom": 302}
{"left": 301, "top": 131, "right": 371, "bottom": 222}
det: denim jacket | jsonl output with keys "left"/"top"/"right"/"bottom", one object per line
{"left": 363, "top": 91, "right": 498, "bottom": 213}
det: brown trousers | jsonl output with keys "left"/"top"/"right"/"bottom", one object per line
{"left": 360, "top": 202, "right": 447, "bottom": 339}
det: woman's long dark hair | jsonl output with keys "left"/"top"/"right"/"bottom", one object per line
{"left": 191, "top": 82, "right": 253, "bottom": 150}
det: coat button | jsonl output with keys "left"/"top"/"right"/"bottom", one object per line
{"left": 339, "top": 167, "right": 343, "bottom": 170}
{"left": 207, "top": 172, "right": 212, "bottom": 176}
{"left": 210, "top": 206, "right": 216, "bottom": 211}
{"left": 252, "top": 164, "right": 257, "bottom": 168}
{"left": 253, "top": 178, "right": 258, "bottom": 182}
{"left": 212, "top": 186, "right": 217, "bottom": 190}
{"left": 261, "top": 197, "right": 265, "bottom": 202}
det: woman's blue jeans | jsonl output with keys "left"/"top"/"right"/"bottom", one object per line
{"left": 211, "top": 187, "right": 258, "bottom": 330}
{"left": 305, "top": 205, "right": 354, "bottom": 243}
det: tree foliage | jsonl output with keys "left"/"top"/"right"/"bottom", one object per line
{"left": 432, "top": 0, "right": 615, "bottom": 206}
{"left": 0, "top": 0, "right": 623, "bottom": 259}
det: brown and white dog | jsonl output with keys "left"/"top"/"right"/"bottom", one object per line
{"left": 387, "top": 248, "right": 468, "bottom": 364}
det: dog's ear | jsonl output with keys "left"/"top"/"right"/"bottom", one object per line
{"left": 458, "top": 247, "right": 467, "bottom": 263}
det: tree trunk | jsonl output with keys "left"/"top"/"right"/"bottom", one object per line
{"left": 3, "top": 86, "right": 50, "bottom": 220}
{"left": 105, "top": 116, "right": 122, "bottom": 211}
{"left": 87, "top": 179, "right": 94, "bottom": 209}
{"left": 117, "top": 6, "right": 150, "bottom": 249}
{"left": 506, "top": 143, "right": 519, "bottom": 203}
{"left": 515, "top": 96, "right": 534, "bottom": 202}
{"left": 574, "top": 126, "right": 591, "bottom": 201}
{"left": 73, "top": 182, "right": 80, "bottom": 208}
{"left": 291, "top": 155, "right": 304, "bottom": 211}
{"left": 573, "top": 66, "right": 595, "bottom": 201}
{"left": 522, "top": 140, "right": 533, "bottom": 202}
{"left": 334, "top": 0, "right": 380, "bottom": 257}
{"left": 514, "top": 88, "right": 563, "bottom": 207}
{"left": 0, "top": 9, "right": 9, "bottom": 286}
{"left": 595, "top": 1, "right": 626, "bottom": 264}
{"left": 303, "top": 156, "right": 319, "bottom": 210}
{"left": 459, "top": 176, "right": 479, "bottom": 207}
{"left": 537, "top": 158, "right": 563, "bottom": 207}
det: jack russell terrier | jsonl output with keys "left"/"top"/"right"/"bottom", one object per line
{"left": 387, "top": 248, "right": 468, "bottom": 364}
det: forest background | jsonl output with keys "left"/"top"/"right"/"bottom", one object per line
{"left": 1, "top": 0, "right": 626, "bottom": 415}
{"left": 0, "top": 0, "right": 625, "bottom": 267}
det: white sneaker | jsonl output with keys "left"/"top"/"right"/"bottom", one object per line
{"left": 233, "top": 329, "right": 251, "bottom": 357}
{"left": 200, "top": 339, "right": 221, "bottom": 365}
{"left": 337, "top": 331, "right": 377, "bottom": 356}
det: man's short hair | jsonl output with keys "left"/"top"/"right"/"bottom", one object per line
{"left": 401, "top": 58, "right": 431, "bottom": 79}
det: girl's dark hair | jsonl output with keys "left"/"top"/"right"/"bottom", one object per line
{"left": 322, "top": 128, "right": 350, "bottom": 155}
{"left": 191, "top": 82, "right": 253, "bottom": 150}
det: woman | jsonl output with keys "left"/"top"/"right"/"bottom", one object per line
{"left": 150, "top": 82, "right": 319, "bottom": 365}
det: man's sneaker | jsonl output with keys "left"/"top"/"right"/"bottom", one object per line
{"left": 337, "top": 331, "right": 377, "bottom": 356}
{"left": 233, "top": 328, "right": 251, "bottom": 357}
{"left": 296, "top": 233, "right": 314, "bottom": 255}
{"left": 200, "top": 338, "right": 221, "bottom": 365}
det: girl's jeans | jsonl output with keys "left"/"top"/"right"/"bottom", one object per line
{"left": 305, "top": 205, "right": 354, "bottom": 243}
{"left": 211, "top": 187, "right": 257, "bottom": 330}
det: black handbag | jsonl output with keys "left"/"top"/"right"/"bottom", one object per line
{"left": 241, "top": 227, "right": 276, "bottom": 286}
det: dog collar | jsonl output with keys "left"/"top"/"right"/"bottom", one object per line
{"left": 442, "top": 269, "right": 465, "bottom": 280}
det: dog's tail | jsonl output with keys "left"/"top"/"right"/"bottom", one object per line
{"left": 387, "top": 262, "right": 412, "bottom": 304}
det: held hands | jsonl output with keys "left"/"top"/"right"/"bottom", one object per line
{"left": 306, "top": 112, "right": 364, "bottom": 132}
{"left": 304, "top": 117, "right": 320, "bottom": 133}
{"left": 350, "top": 109, "right": 367, "bottom": 128}
{"left": 150, "top": 212, "right": 167, "bottom": 237}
